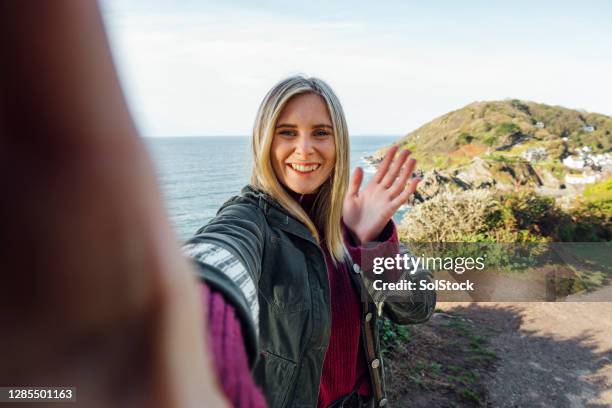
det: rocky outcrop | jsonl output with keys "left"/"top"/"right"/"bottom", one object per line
{"left": 408, "top": 157, "right": 543, "bottom": 201}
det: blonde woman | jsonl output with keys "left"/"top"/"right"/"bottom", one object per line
{"left": 185, "top": 76, "right": 436, "bottom": 408}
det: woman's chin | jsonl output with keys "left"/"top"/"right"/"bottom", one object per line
{"left": 285, "top": 182, "right": 320, "bottom": 195}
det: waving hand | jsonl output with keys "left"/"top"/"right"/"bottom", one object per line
{"left": 342, "top": 145, "right": 420, "bottom": 244}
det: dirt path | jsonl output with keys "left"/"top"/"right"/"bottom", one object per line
{"left": 385, "top": 297, "right": 612, "bottom": 407}
{"left": 437, "top": 301, "right": 612, "bottom": 407}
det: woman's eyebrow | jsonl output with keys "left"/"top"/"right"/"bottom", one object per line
{"left": 275, "top": 123, "right": 333, "bottom": 129}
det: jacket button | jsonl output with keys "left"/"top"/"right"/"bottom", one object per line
{"left": 379, "top": 398, "right": 388, "bottom": 406}
{"left": 353, "top": 263, "right": 361, "bottom": 273}
{"left": 371, "top": 358, "right": 380, "bottom": 369}
{"left": 365, "top": 312, "right": 373, "bottom": 322}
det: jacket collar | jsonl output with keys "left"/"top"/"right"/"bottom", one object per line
{"left": 239, "top": 184, "right": 320, "bottom": 246}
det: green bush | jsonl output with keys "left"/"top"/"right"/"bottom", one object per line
{"left": 400, "top": 188, "right": 609, "bottom": 243}
{"left": 583, "top": 179, "right": 612, "bottom": 212}
{"left": 495, "top": 122, "right": 521, "bottom": 136}
{"left": 499, "top": 192, "right": 557, "bottom": 234}
{"left": 553, "top": 180, "right": 612, "bottom": 241}
{"left": 399, "top": 190, "right": 499, "bottom": 242}
{"left": 483, "top": 134, "right": 498, "bottom": 147}
{"left": 562, "top": 201, "right": 611, "bottom": 242}
{"left": 511, "top": 99, "right": 530, "bottom": 114}
{"left": 457, "top": 132, "right": 474, "bottom": 145}
{"left": 399, "top": 188, "right": 610, "bottom": 282}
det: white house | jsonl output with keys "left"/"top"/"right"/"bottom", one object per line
{"left": 592, "top": 153, "right": 612, "bottom": 171}
{"left": 565, "top": 173, "right": 601, "bottom": 184}
{"left": 522, "top": 147, "right": 547, "bottom": 162}
{"left": 563, "top": 156, "right": 585, "bottom": 169}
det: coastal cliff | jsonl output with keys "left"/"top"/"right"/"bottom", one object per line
{"left": 367, "top": 100, "right": 612, "bottom": 202}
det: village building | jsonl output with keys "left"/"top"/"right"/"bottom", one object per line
{"left": 522, "top": 147, "right": 547, "bottom": 162}
{"left": 563, "top": 156, "right": 586, "bottom": 169}
{"left": 565, "top": 173, "right": 602, "bottom": 185}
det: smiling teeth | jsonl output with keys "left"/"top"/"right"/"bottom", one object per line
{"left": 290, "top": 163, "right": 320, "bottom": 172}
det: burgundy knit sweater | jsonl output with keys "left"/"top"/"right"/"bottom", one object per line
{"left": 317, "top": 239, "right": 371, "bottom": 406}
{"left": 201, "top": 284, "right": 267, "bottom": 408}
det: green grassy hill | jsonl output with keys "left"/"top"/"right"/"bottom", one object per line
{"left": 370, "top": 100, "right": 612, "bottom": 172}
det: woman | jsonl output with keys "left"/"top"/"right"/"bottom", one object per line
{"left": 185, "top": 76, "right": 436, "bottom": 408}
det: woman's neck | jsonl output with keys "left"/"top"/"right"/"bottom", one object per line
{"left": 282, "top": 186, "right": 327, "bottom": 243}
{"left": 283, "top": 186, "right": 319, "bottom": 220}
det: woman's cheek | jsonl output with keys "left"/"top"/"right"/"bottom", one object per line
{"left": 318, "top": 139, "right": 335, "bottom": 158}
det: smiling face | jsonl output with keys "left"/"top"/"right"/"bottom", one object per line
{"left": 271, "top": 93, "right": 336, "bottom": 195}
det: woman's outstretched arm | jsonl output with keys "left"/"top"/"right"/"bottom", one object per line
{"left": 0, "top": 1, "right": 228, "bottom": 407}
{"left": 201, "top": 284, "right": 268, "bottom": 408}
{"left": 183, "top": 198, "right": 267, "bottom": 367}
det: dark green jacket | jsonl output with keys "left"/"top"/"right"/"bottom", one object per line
{"left": 183, "top": 185, "right": 436, "bottom": 408}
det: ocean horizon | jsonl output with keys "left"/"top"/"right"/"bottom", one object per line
{"left": 145, "top": 135, "right": 404, "bottom": 241}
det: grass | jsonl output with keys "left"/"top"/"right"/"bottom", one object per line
{"left": 384, "top": 313, "right": 498, "bottom": 406}
{"left": 460, "top": 388, "right": 483, "bottom": 404}
{"left": 534, "top": 160, "right": 566, "bottom": 180}
{"left": 583, "top": 178, "right": 612, "bottom": 203}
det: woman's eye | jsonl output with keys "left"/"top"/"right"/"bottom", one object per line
{"left": 314, "top": 130, "right": 330, "bottom": 137}
{"left": 278, "top": 130, "right": 296, "bottom": 137}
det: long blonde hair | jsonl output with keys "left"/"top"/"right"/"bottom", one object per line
{"left": 250, "top": 75, "right": 350, "bottom": 265}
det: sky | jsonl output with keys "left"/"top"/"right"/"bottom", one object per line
{"left": 100, "top": 0, "right": 612, "bottom": 137}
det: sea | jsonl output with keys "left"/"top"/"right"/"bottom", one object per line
{"left": 145, "top": 135, "right": 405, "bottom": 241}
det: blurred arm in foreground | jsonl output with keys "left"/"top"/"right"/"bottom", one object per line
{"left": 0, "top": 1, "right": 228, "bottom": 407}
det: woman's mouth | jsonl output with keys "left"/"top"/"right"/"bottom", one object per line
{"left": 287, "top": 163, "right": 321, "bottom": 174}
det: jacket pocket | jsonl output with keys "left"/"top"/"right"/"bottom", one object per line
{"left": 260, "top": 238, "right": 311, "bottom": 313}
{"left": 254, "top": 350, "right": 297, "bottom": 408}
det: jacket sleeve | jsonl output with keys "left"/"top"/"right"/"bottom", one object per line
{"left": 342, "top": 220, "right": 436, "bottom": 325}
{"left": 381, "top": 240, "right": 436, "bottom": 325}
{"left": 183, "top": 198, "right": 266, "bottom": 367}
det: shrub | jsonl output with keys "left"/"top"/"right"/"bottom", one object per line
{"left": 399, "top": 188, "right": 609, "bottom": 243}
{"left": 399, "top": 190, "right": 499, "bottom": 242}
{"left": 511, "top": 99, "right": 530, "bottom": 114}
{"left": 553, "top": 179, "right": 612, "bottom": 241}
{"left": 495, "top": 122, "right": 521, "bottom": 137}
{"left": 562, "top": 201, "right": 611, "bottom": 242}
{"left": 583, "top": 179, "right": 612, "bottom": 212}
{"left": 483, "top": 134, "right": 498, "bottom": 147}
{"left": 380, "top": 318, "right": 411, "bottom": 356}
{"left": 499, "top": 191, "right": 557, "bottom": 234}
{"left": 457, "top": 132, "right": 474, "bottom": 145}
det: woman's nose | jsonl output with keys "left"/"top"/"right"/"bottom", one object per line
{"left": 294, "top": 134, "right": 314, "bottom": 156}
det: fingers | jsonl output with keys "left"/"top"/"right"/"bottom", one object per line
{"left": 391, "top": 177, "right": 421, "bottom": 208}
{"left": 388, "top": 158, "right": 417, "bottom": 198}
{"left": 348, "top": 166, "right": 364, "bottom": 197}
{"left": 373, "top": 145, "right": 399, "bottom": 184}
{"left": 381, "top": 149, "right": 411, "bottom": 189}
